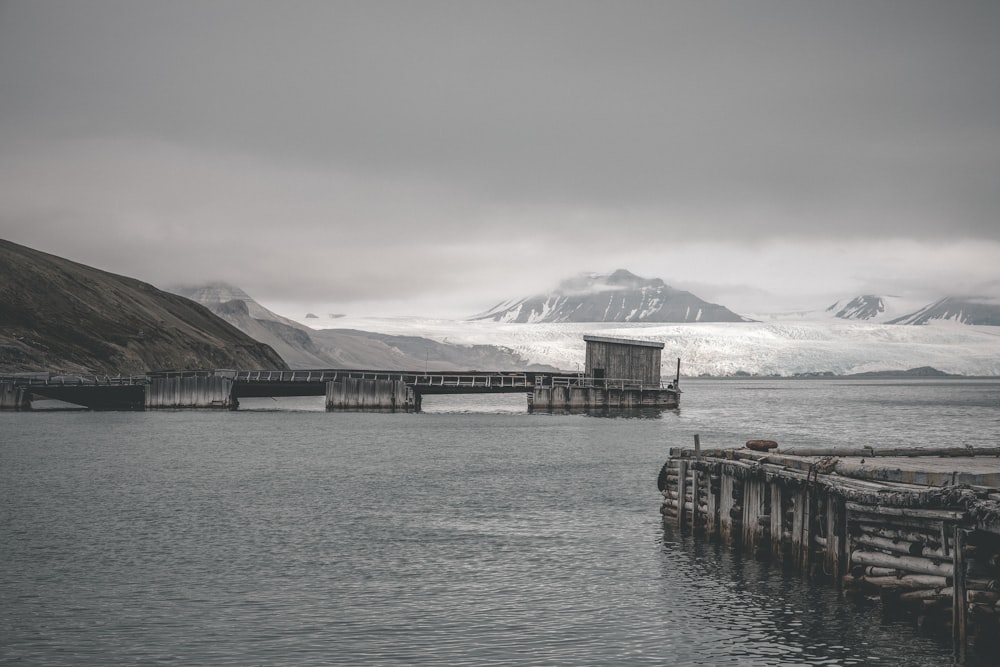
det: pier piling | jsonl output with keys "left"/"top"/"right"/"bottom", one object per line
{"left": 145, "top": 376, "right": 236, "bottom": 409}
{"left": 325, "top": 378, "right": 416, "bottom": 412}
{"left": 0, "top": 382, "right": 31, "bottom": 410}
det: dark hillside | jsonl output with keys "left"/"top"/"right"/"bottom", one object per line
{"left": 0, "top": 240, "right": 287, "bottom": 374}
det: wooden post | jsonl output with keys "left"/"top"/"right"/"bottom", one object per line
{"left": 792, "top": 488, "right": 811, "bottom": 570}
{"left": 770, "top": 483, "right": 784, "bottom": 560}
{"left": 953, "top": 525, "right": 967, "bottom": 663}
{"left": 706, "top": 472, "right": 719, "bottom": 536}
{"left": 719, "top": 470, "right": 735, "bottom": 543}
{"left": 676, "top": 459, "right": 688, "bottom": 529}
{"left": 690, "top": 435, "right": 701, "bottom": 532}
{"left": 743, "top": 477, "right": 765, "bottom": 553}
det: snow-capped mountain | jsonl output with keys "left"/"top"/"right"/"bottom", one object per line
{"left": 889, "top": 297, "right": 1000, "bottom": 326}
{"left": 824, "top": 294, "right": 924, "bottom": 322}
{"left": 471, "top": 269, "right": 748, "bottom": 323}
{"left": 827, "top": 295, "right": 888, "bottom": 320}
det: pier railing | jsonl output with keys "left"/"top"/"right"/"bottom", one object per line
{"left": 0, "top": 373, "right": 149, "bottom": 386}
{"left": 2, "top": 369, "right": 680, "bottom": 393}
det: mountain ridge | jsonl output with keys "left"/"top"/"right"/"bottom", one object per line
{"left": 471, "top": 269, "right": 749, "bottom": 323}
{"left": 173, "top": 281, "right": 558, "bottom": 371}
{"left": 0, "top": 240, "right": 287, "bottom": 374}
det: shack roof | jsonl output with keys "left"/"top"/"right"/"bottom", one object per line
{"left": 582, "top": 335, "right": 665, "bottom": 349}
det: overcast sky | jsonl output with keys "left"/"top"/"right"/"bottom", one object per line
{"left": 2, "top": 1, "right": 999, "bottom": 318}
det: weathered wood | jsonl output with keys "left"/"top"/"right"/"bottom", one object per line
{"left": 770, "top": 483, "right": 784, "bottom": 560}
{"left": 719, "top": 471, "right": 736, "bottom": 544}
{"left": 862, "top": 574, "right": 950, "bottom": 590}
{"left": 953, "top": 527, "right": 968, "bottom": 663}
{"left": 792, "top": 488, "right": 811, "bottom": 568}
{"left": 690, "top": 465, "right": 700, "bottom": 532}
{"left": 856, "top": 524, "right": 944, "bottom": 549}
{"left": 855, "top": 534, "right": 948, "bottom": 559}
{"left": 659, "top": 444, "right": 1000, "bottom": 658}
{"left": 743, "top": 477, "right": 766, "bottom": 554}
{"left": 706, "top": 467, "right": 719, "bottom": 536}
{"left": 676, "top": 459, "right": 688, "bottom": 530}
{"left": 846, "top": 502, "right": 966, "bottom": 522}
{"left": 825, "top": 496, "right": 841, "bottom": 579}
{"left": 901, "top": 587, "right": 954, "bottom": 602}
{"left": 776, "top": 446, "right": 1000, "bottom": 458}
{"left": 850, "top": 550, "right": 955, "bottom": 577}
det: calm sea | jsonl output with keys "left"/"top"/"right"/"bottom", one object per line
{"left": 3, "top": 378, "right": 999, "bottom": 666}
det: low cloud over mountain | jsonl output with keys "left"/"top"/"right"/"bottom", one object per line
{"left": 471, "top": 269, "right": 749, "bottom": 323}
{"left": 173, "top": 282, "right": 556, "bottom": 371}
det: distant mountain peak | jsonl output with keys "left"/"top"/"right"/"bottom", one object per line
{"left": 471, "top": 269, "right": 747, "bottom": 323}
{"left": 826, "top": 294, "right": 887, "bottom": 320}
{"left": 171, "top": 281, "right": 293, "bottom": 325}
{"left": 888, "top": 296, "right": 1000, "bottom": 326}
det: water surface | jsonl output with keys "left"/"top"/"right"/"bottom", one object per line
{"left": 3, "top": 378, "right": 997, "bottom": 665}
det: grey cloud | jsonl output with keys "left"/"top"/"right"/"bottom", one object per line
{"left": 1, "top": 1, "right": 999, "bottom": 314}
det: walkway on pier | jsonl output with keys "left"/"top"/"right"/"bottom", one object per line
{"left": 1, "top": 368, "right": 680, "bottom": 411}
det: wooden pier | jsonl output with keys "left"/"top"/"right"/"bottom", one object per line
{"left": 0, "top": 368, "right": 679, "bottom": 413}
{"left": 659, "top": 440, "right": 1000, "bottom": 662}
{"left": 1, "top": 335, "right": 681, "bottom": 412}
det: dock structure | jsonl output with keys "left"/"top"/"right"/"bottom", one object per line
{"left": 0, "top": 360, "right": 680, "bottom": 414}
{"left": 659, "top": 441, "right": 1000, "bottom": 662}
{"left": 0, "top": 335, "right": 680, "bottom": 412}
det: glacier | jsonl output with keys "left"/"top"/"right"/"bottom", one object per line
{"left": 297, "top": 316, "right": 1000, "bottom": 377}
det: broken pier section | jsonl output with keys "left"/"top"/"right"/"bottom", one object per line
{"left": 659, "top": 441, "right": 1000, "bottom": 662}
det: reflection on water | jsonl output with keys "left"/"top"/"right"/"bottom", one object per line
{"left": 659, "top": 525, "right": 956, "bottom": 666}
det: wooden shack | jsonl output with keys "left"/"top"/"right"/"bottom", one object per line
{"left": 529, "top": 336, "right": 679, "bottom": 412}
{"left": 583, "top": 335, "right": 663, "bottom": 386}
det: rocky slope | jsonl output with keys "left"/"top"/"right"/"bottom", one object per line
{"left": 826, "top": 295, "right": 891, "bottom": 321}
{"left": 172, "top": 282, "right": 556, "bottom": 371}
{"left": 0, "top": 240, "right": 287, "bottom": 374}
{"left": 472, "top": 269, "right": 748, "bottom": 323}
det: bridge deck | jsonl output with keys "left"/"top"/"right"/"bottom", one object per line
{"left": 3, "top": 368, "right": 676, "bottom": 397}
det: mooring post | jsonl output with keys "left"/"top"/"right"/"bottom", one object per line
{"left": 676, "top": 459, "right": 688, "bottom": 529}
{"left": 953, "top": 525, "right": 967, "bottom": 663}
{"left": 770, "top": 483, "right": 783, "bottom": 560}
{"left": 719, "top": 470, "right": 735, "bottom": 543}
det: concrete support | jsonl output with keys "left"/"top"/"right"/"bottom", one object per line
{"left": 145, "top": 376, "right": 236, "bottom": 409}
{"left": 529, "top": 386, "right": 678, "bottom": 412}
{"left": 0, "top": 383, "right": 31, "bottom": 410}
{"left": 325, "top": 378, "right": 415, "bottom": 412}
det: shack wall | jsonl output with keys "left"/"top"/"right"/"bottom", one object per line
{"left": 584, "top": 338, "right": 662, "bottom": 386}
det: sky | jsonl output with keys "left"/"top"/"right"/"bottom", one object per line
{"left": 1, "top": 0, "right": 999, "bottom": 319}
